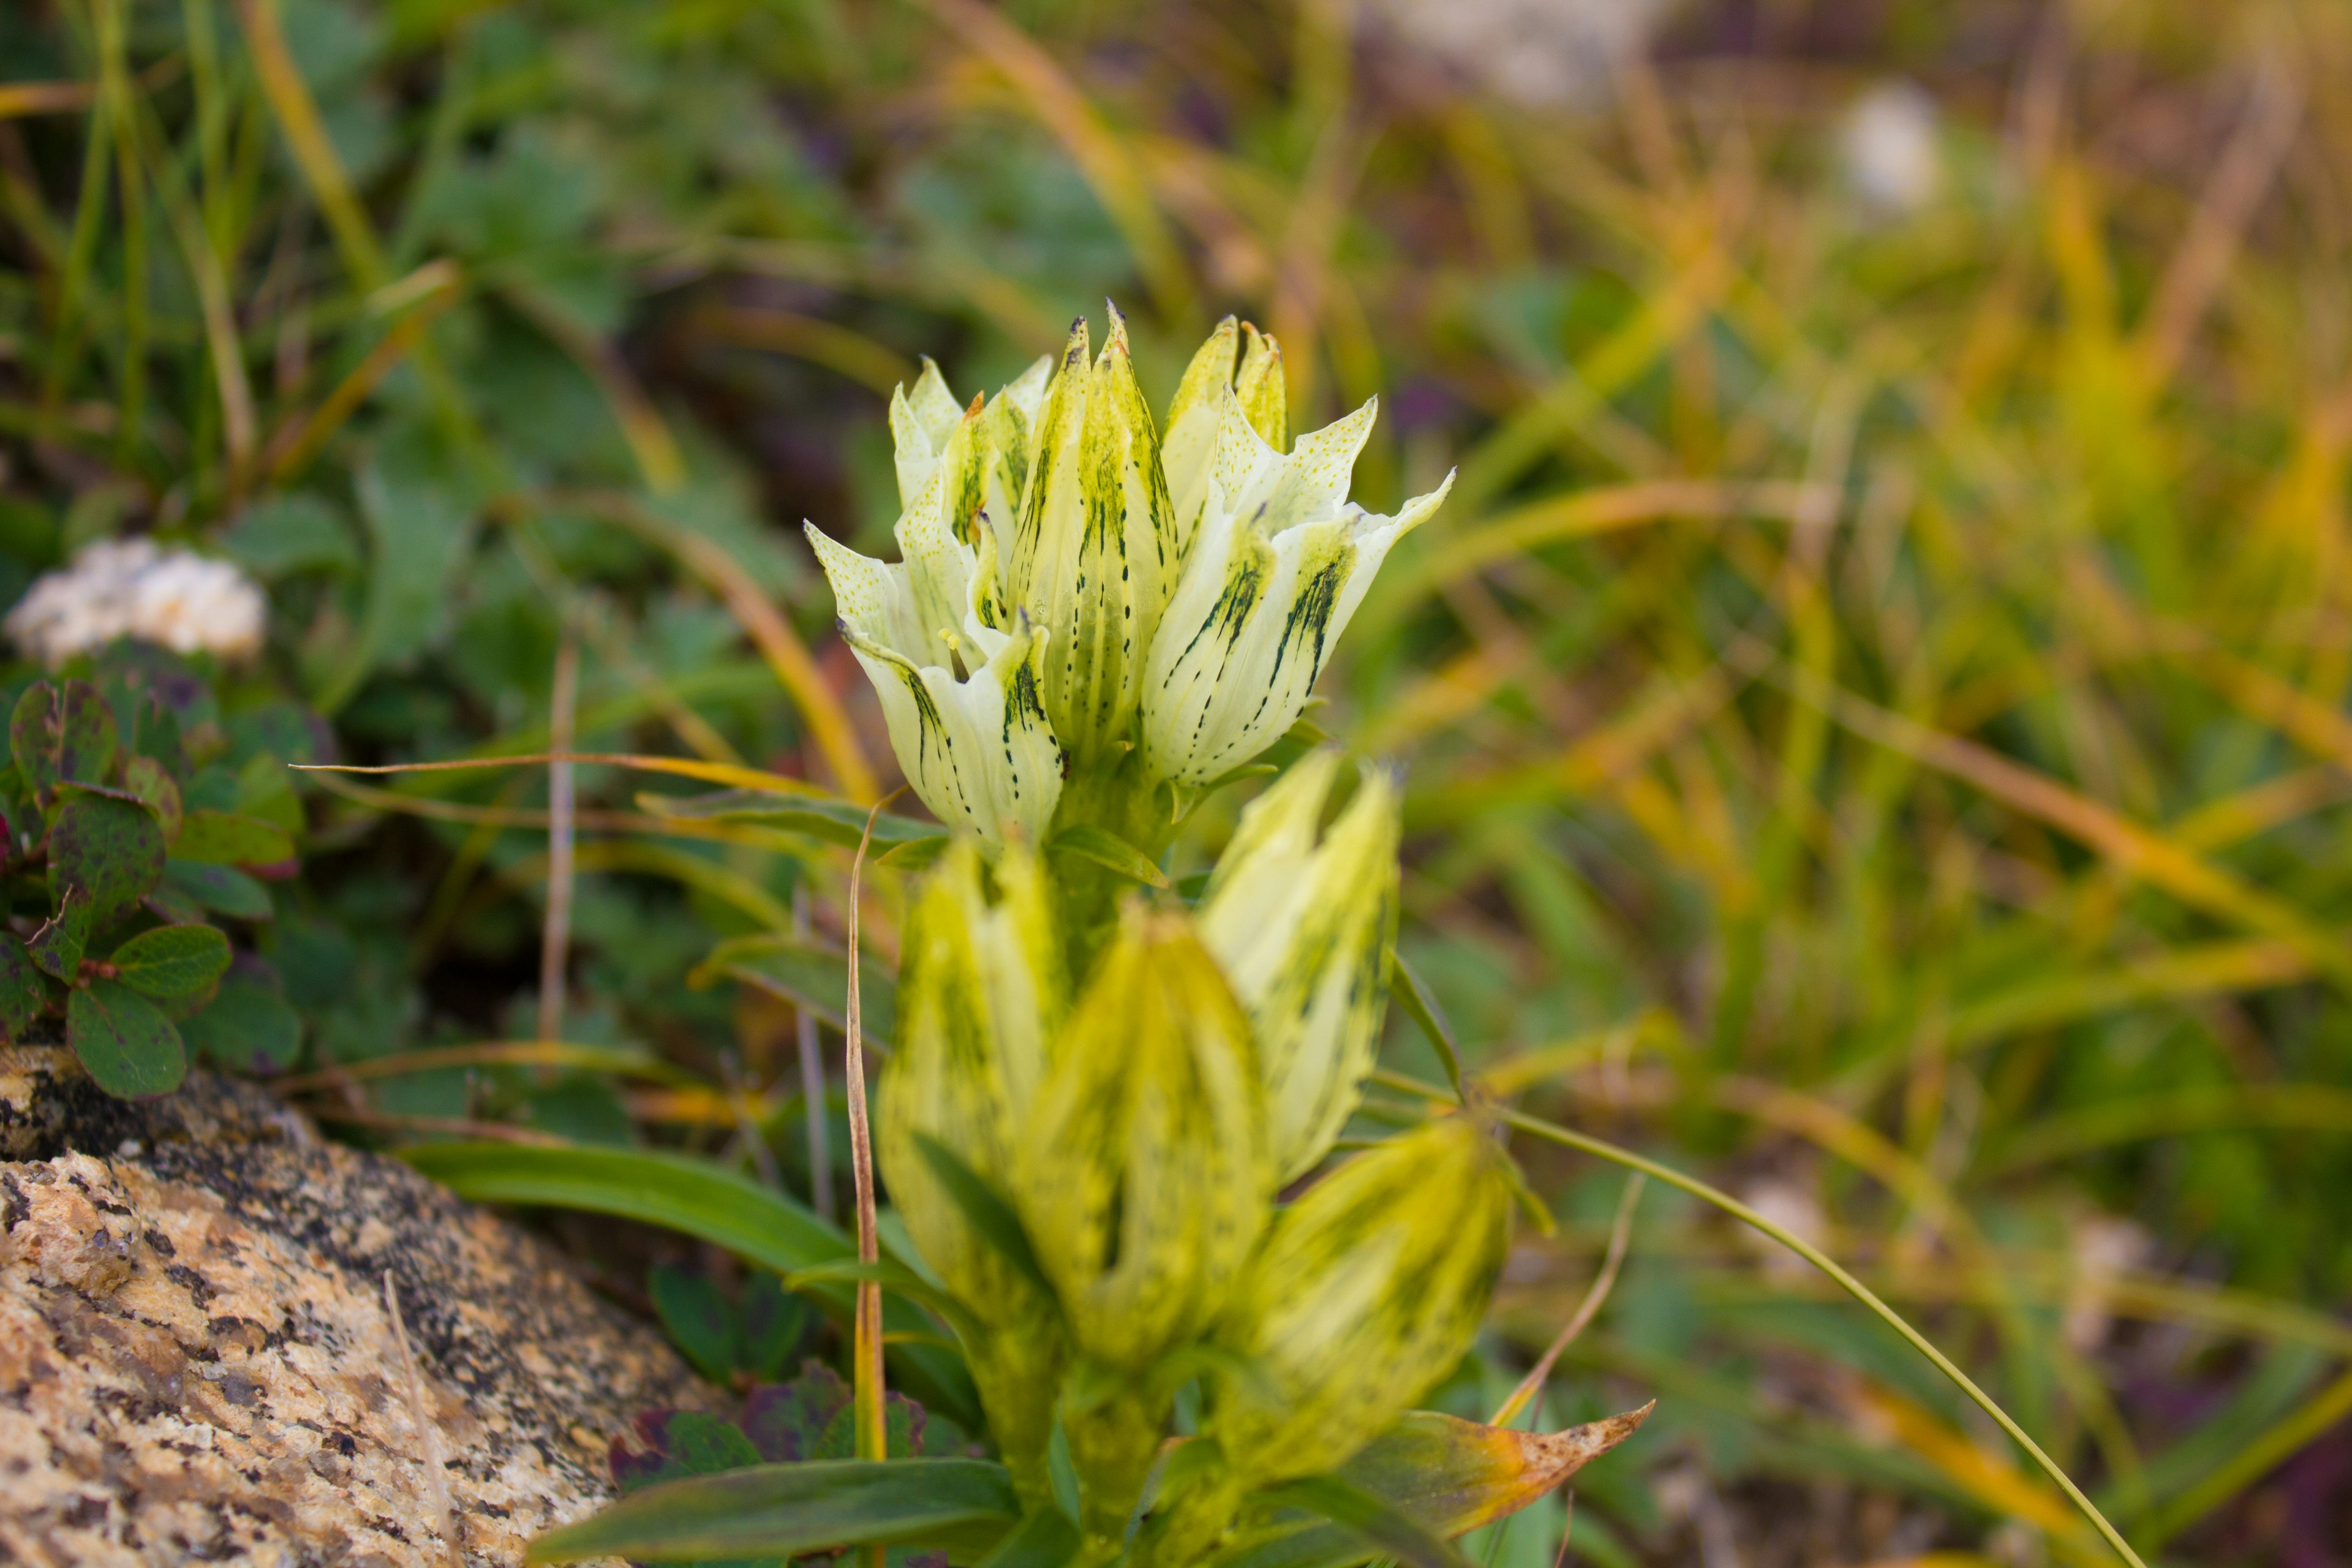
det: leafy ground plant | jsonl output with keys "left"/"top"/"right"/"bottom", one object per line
{"left": 0, "top": 665, "right": 300, "bottom": 1094}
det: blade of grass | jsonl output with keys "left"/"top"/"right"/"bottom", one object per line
{"left": 1373, "top": 1068, "right": 2151, "bottom": 1568}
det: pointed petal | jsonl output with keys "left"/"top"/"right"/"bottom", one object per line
{"left": 1235, "top": 323, "right": 1286, "bottom": 452}
{"left": 891, "top": 358, "right": 963, "bottom": 509}
{"left": 1164, "top": 318, "right": 1240, "bottom": 557}
{"left": 1010, "top": 309, "right": 1177, "bottom": 760}
{"left": 839, "top": 612, "right": 1064, "bottom": 851}
{"left": 803, "top": 522, "right": 930, "bottom": 666}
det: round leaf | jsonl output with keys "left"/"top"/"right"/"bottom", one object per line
{"left": 108, "top": 923, "right": 232, "bottom": 1001}
{"left": 70, "top": 981, "right": 186, "bottom": 1098}
{"left": 49, "top": 793, "right": 166, "bottom": 929}
{"left": 179, "top": 976, "right": 303, "bottom": 1074}
{"left": 11, "top": 679, "right": 118, "bottom": 807}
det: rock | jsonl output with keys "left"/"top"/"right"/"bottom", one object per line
{"left": 0, "top": 1046, "right": 717, "bottom": 1566}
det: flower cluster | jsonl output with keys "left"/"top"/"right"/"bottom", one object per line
{"left": 807, "top": 306, "right": 1450, "bottom": 851}
{"left": 6, "top": 538, "right": 266, "bottom": 668}
{"left": 808, "top": 310, "right": 1521, "bottom": 1560}
{"left": 881, "top": 837, "right": 1512, "bottom": 1547}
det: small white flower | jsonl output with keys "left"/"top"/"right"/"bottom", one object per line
{"left": 1140, "top": 385, "right": 1451, "bottom": 787}
{"left": 1199, "top": 749, "right": 1400, "bottom": 1181}
{"left": 1842, "top": 80, "right": 1942, "bottom": 216}
{"left": 6, "top": 538, "right": 268, "bottom": 668}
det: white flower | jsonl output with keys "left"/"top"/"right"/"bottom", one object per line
{"left": 1140, "top": 380, "right": 1452, "bottom": 788}
{"left": 1841, "top": 81, "right": 1942, "bottom": 216}
{"left": 6, "top": 538, "right": 268, "bottom": 668}
{"left": 1199, "top": 749, "right": 1400, "bottom": 1181}
{"left": 810, "top": 308, "right": 1449, "bottom": 842}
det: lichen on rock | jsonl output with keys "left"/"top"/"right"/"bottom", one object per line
{"left": 0, "top": 1047, "right": 718, "bottom": 1566}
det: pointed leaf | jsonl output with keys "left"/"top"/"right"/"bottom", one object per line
{"left": 524, "top": 1458, "right": 1020, "bottom": 1565}
{"left": 50, "top": 793, "right": 165, "bottom": 929}
{"left": 975, "top": 1507, "right": 1083, "bottom": 1568}
{"left": 171, "top": 809, "right": 295, "bottom": 867}
{"left": 1251, "top": 1476, "right": 1469, "bottom": 1568}
{"left": 0, "top": 935, "right": 47, "bottom": 1041}
{"left": 399, "top": 1142, "right": 979, "bottom": 1428}
{"left": 911, "top": 1131, "right": 1055, "bottom": 1301}
{"left": 13, "top": 680, "right": 117, "bottom": 808}
{"left": 638, "top": 787, "right": 938, "bottom": 847}
{"left": 70, "top": 981, "right": 187, "bottom": 1099}
{"left": 1337, "top": 1408, "right": 1653, "bottom": 1537}
{"left": 691, "top": 933, "right": 896, "bottom": 1049}
{"left": 108, "top": 923, "right": 233, "bottom": 1001}
{"left": 1046, "top": 823, "right": 1170, "bottom": 889}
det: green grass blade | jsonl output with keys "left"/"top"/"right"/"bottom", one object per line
{"left": 1372, "top": 1071, "right": 2150, "bottom": 1568}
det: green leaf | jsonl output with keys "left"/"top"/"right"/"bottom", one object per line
{"left": 1046, "top": 823, "right": 1170, "bottom": 889}
{"left": 235, "top": 753, "right": 304, "bottom": 834}
{"left": 221, "top": 491, "right": 362, "bottom": 579}
{"left": 739, "top": 1270, "right": 815, "bottom": 1382}
{"left": 12, "top": 680, "right": 117, "bottom": 807}
{"left": 651, "top": 1264, "right": 740, "bottom": 1384}
{"left": 328, "top": 422, "right": 481, "bottom": 710}
{"left": 1387, "top": 951, "right": 1465, "bottom": 1102}
{"left": 171, "top": 810, "right": 295, "bottom": 867}
{"left": 692, "top": 933, "right": 895, "bottom": 1049}
{"left": 876, "top": 834, "right": 949, "bottom": 873}
{"left": 0, "top": 935, "right": 48, "bottom": 1041}
{"left": 70, "top": 981, "right": 187, "bottom": 1099}
{"left": 108, "top": 924, "right": 233, "bottom": 1001}
{"left": 122, "top": 756, "right": 183, "bottom": 841}
{"left": 28, "top": 889, "right": 91, "bottom": 979}
{"left": 910, "top": 1132, "right": 1055, "bottom": 1301}
{"left": 50, "top": 794, "right": 165, "bottom": 929}
{"left": 399, "top": 1142, "right": 979, "bottom": 1427}
{"left": 163, "top": 859, "right": 274, "bottom": 919}
{"left": 525, "top": 1458, "right": 1021, "bottom": 1566}
{"left": 637, "top": 787, "right": 940, "bottom": 849}
{"left": 179, "top": 973, "right": 304, "bottom": 1073}
{"left": 975, "top": 1508, "right": 1083, "bottom": 1568}
{"left": 1251, "top": 1476, "right": 1471, "bottom": 1568}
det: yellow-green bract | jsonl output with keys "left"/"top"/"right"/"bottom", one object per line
{"left": 1208, "top": 1115, "right": 1517, "bottom": 1482}
{"left": 1199, "top": 749, "right": 1401, "bottom": 1182}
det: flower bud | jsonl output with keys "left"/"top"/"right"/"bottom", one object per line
{"left": 1016, "top": 903, "right": 1270, "bottom": 1369}
{"left": 1141, "top": 391, "right": 1453, "bottom": 787}
{"left": 1199, "top": 751, "right": 1400, "bottom": 1181}
{"left": 1208, "top": 1115, "right": 1514, "bottom": 1482}
{"left": 878, "top": 840, "right": 1066, "bottom": 1498}
{"left": 1000, "top": 307, "right": 1182, "bottom": 762}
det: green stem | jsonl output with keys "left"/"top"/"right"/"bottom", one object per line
{"left": 1370, "top": 1069, "right": 2150, "bottom": 1568}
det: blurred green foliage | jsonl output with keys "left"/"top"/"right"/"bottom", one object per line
{"left": 4, "top": 0, "right": 2351, "bottom": 1561}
